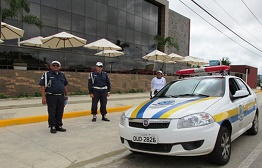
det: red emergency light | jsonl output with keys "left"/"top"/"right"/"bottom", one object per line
{"left": 176, "top": 65, "right": 230, "bottom": 75}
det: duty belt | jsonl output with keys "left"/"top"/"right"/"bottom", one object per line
{"left": 92, "top": 86, "right": 108, "bottom": 90}
{"left": 46, "top": 92, "right": 63, "bottom": 96}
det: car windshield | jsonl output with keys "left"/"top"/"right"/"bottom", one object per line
{"left": 156, "top": 77, "right": 225, "bottom": 98}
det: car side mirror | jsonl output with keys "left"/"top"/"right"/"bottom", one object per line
{"left": 233, "top": 90, "right": 249, "bottom": 99}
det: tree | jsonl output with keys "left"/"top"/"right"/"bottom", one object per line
{"left": 154, "top": 35, "right": 179, "bottom": 52}
{"left": 2, "top": 0, "right": 43, "bottom": 29}
{"left": 220, "top": 57, "right": 231, "bottom": 65}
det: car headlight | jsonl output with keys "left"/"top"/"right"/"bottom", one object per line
{"left": 120, "top": 113, "right": 126, "bottom": 125}
{"left": 177, "top": 112, "right": 214, "bottom": 129}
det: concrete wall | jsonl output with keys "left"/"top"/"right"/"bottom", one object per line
{"left": 168, "top": 10, "right": 190, "bottom": 56}
{"left": 0, "top": 70, "right": 176, "bottom": 97}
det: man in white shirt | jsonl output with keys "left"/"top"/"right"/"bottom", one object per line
{"left": 150, "top": 70, "right": 166, "bottom": 97}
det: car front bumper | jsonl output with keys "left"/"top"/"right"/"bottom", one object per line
{"left": 119, "top": 118, "right": 220, "bottom": 156}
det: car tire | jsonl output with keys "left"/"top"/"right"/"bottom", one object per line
{"left": 208, "top": 126, "right": 231, "bottom": 165}
{"left": 247, "top": 112, "right": 259, "bottom": 135}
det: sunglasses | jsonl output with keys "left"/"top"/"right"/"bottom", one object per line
{"left": 98, "top": 66, "right": 103, "bottom": 68}
{"left": 52, "top": 64, "right": 60, "bottom": 67}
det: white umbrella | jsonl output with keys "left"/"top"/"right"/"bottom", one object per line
{"left": 1, "top": 22, "right": 24, "bottom": 40}
{"left": 41, "top": 32, "right": 87, "bottom": 49}
{"left": 84, "top": 38, "right": 122, "bottom": 50}
{"left": 95, "top": 50, "right": 124, "bottom": 57}
{"left": 20, "top": 36, "right": 50, "bottom": 48}
{"left": 182, "top": 56, "right": 208, "bottom": 66}
{"left": 142, "top": 49, "right": 170, "bottom": 61}
{"left": 167, "top": 53, "right": 184, "bottom": 62}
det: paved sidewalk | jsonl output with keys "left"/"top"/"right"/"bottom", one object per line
{"left": 0, "top": 93, "right": 150, "bottom": 127}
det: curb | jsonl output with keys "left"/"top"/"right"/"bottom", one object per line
{"left": 0, "top": 105, "right": 132, "bottom": 127}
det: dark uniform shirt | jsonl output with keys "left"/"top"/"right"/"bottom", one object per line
{"left": 39, "top": 70, "right": 68, "bottom": 94}
{"left": 88, "top": 71, "right": 111, "bottom": 94}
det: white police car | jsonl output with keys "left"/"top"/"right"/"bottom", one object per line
{"left": 119, "top": 65, "right": 259, "bottom": 165}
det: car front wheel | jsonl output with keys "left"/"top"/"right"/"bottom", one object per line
{"left": 208, "top": 126, "right": 231, "bottom": 165}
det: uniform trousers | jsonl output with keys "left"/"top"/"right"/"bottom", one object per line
{"left": 46, "top": 94, "right": 64, "bottom": 127}
{"left": 91, "top": 91, "right": 107, "bottom": 116}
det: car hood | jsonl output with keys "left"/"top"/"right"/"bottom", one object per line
{"left": 126, "top": 97, "right": 221, "bottom": 119}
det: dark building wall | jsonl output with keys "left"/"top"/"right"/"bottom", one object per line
{"left": 230, "top": 65, "right": 257, "bottom": 89}
{"left": 0, "top": 70, "right": 176, "bottom": 97}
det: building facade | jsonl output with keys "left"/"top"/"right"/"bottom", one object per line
{"left": 0, "top": 0, "right": 190, "bottom": 96}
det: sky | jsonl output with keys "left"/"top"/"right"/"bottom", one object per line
{"left": 168, "top": 0, "right": 262, "bottom": 74}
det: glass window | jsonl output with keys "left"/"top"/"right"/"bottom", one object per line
{"left": 97, "top": 2, "right": 108, "bottom": 22}
{"left": 126, "top": 29, "right": 135, "bottom": 43}
{"left": 85, "top": 18, "right": 96, "bottom": 36}
{"left": 41, "top": 0, "right": 56, "bottom": 8}
{"left": 58, "top": 10, "right": 71, "bottom": 31}
{"left": 41, "top": 6, "right": 57, "bottom": 27}
{"left": 118, "top": 10, "right": 126, "bottom": 28}
{"left": 108, "top": 6, "right": 118, "bottom": 25}
{"left": 142, "top": 18, "right": 149, "bottom": 33}
{"left": 236, "top": 78, "right": 250, "bottom": 92}
{"left": 41, "top": 26, "right": 57, "bottom": 38}
{"left": 97, "top": 0, "right": 107, "bottom": 4}
{"left": 97, "top": 21, "right": 107, "bottom": 37}
{"left": 135, "top": 32, "right": 142, "bottom": 45}
{"left": 108, "top": 0, "right": 117, "bottom": 8}
{"left": 118, "top": 0, "right": 126, "bottom": 11}
{"left": 127, "top": 0, "right": 134, "bottom": 14}
{"left": 149, "top": 21, "right": 157, "bottom": 35}
{"left": 29, "top": 0, "right": 40, "bottom": 4}
{"left": 72, "top": 14, "right": 85, "bottom": 33}
{"left": 57, "top": 0, "right": 71, "bottom": 12}
{"left": 23, "top": 23, "right": 41, "bottom": 39}
{"left": 85, "top": 0, "right": 96, "bottom": 19}
{"left": 108, "top": 24, "right": 117, "bottom": 39}
{"left": 72, "top": 0, "right": 85, "bottom": 16}
{"left": 134, "top": 0, "right": 142, "bottom": 17}
{"left": 142, "top": 1, "right": 150, "bottom": 19}
{"left": 126, "top": 13, "right": 135, "bottom": 30}
{"left": 118, "top": 27, "right": 126, "bottom": 41}
{"left": 150, "top": 4, "right": 158, "bottom": 22}
{"left": 142, "top": 33, "right": 149, "bottom": 47}
{"left": 28, "top": 3, "right": 40, "bottom": 17}
{"left": 135, "top": 16, "right": 142, "bottom": 32}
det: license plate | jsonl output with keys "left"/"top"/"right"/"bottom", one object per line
{"left": 132, "top": 133, "right": 157, "bottom": 144}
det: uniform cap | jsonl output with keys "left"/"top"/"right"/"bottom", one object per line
{"left": 96, "top": 62, "right": 103, "bottom": 66}
{"left": 156, "top": 70, "right": 163, "bottom": 74}
{"left": 51, "top": 60, "right": 61, "bottom": 66}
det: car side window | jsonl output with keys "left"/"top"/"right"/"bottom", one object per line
{"left": 235, "top": 78, "right": 251, "bottom": 95}
{"left": 229, "top": 78, "right": 240, "bottom": 96}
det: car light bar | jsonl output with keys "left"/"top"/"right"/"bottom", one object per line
{"left": 176, "top": 65, "right": 230, "bottom": 75}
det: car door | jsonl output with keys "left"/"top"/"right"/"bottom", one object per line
{"left": 234, "top": 78, "right": 256, "bottom": 129}
{"left": 229, "top": 77, "right": 252, "bottom": 137}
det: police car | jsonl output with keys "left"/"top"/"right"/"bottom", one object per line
{"left": 119, "top": 65, "right": 259, "bottom": 165}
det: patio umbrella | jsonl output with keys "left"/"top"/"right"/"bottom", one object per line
{"left": 182, "top": 56, "right": 208, "bottom": 66}
{"left": 20, "top": 36, "right": 50, "bottom": 48}
{"left": 41, "top": 32, "right": 87, "bottom": 49}
{"left": 167, "top": 53, "right": 184, "bottom": 62}
{"left": 84, "top": 38, "right": 122, "bottom": 50}
{"left": 142, "top": 49, "right": 170, "bottom": 61}
{"left": 95, "top": 50, "right": 124, "bottom": 57}
{"left": 1, "top": 22, "right": 24, "bottom": 40}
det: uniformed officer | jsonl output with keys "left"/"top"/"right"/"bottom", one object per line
{"left": 39, "top": 60, "right": 69, "bottom": 133}
{"left": 88, "top": 62, "right": 111, "bottom": 122}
